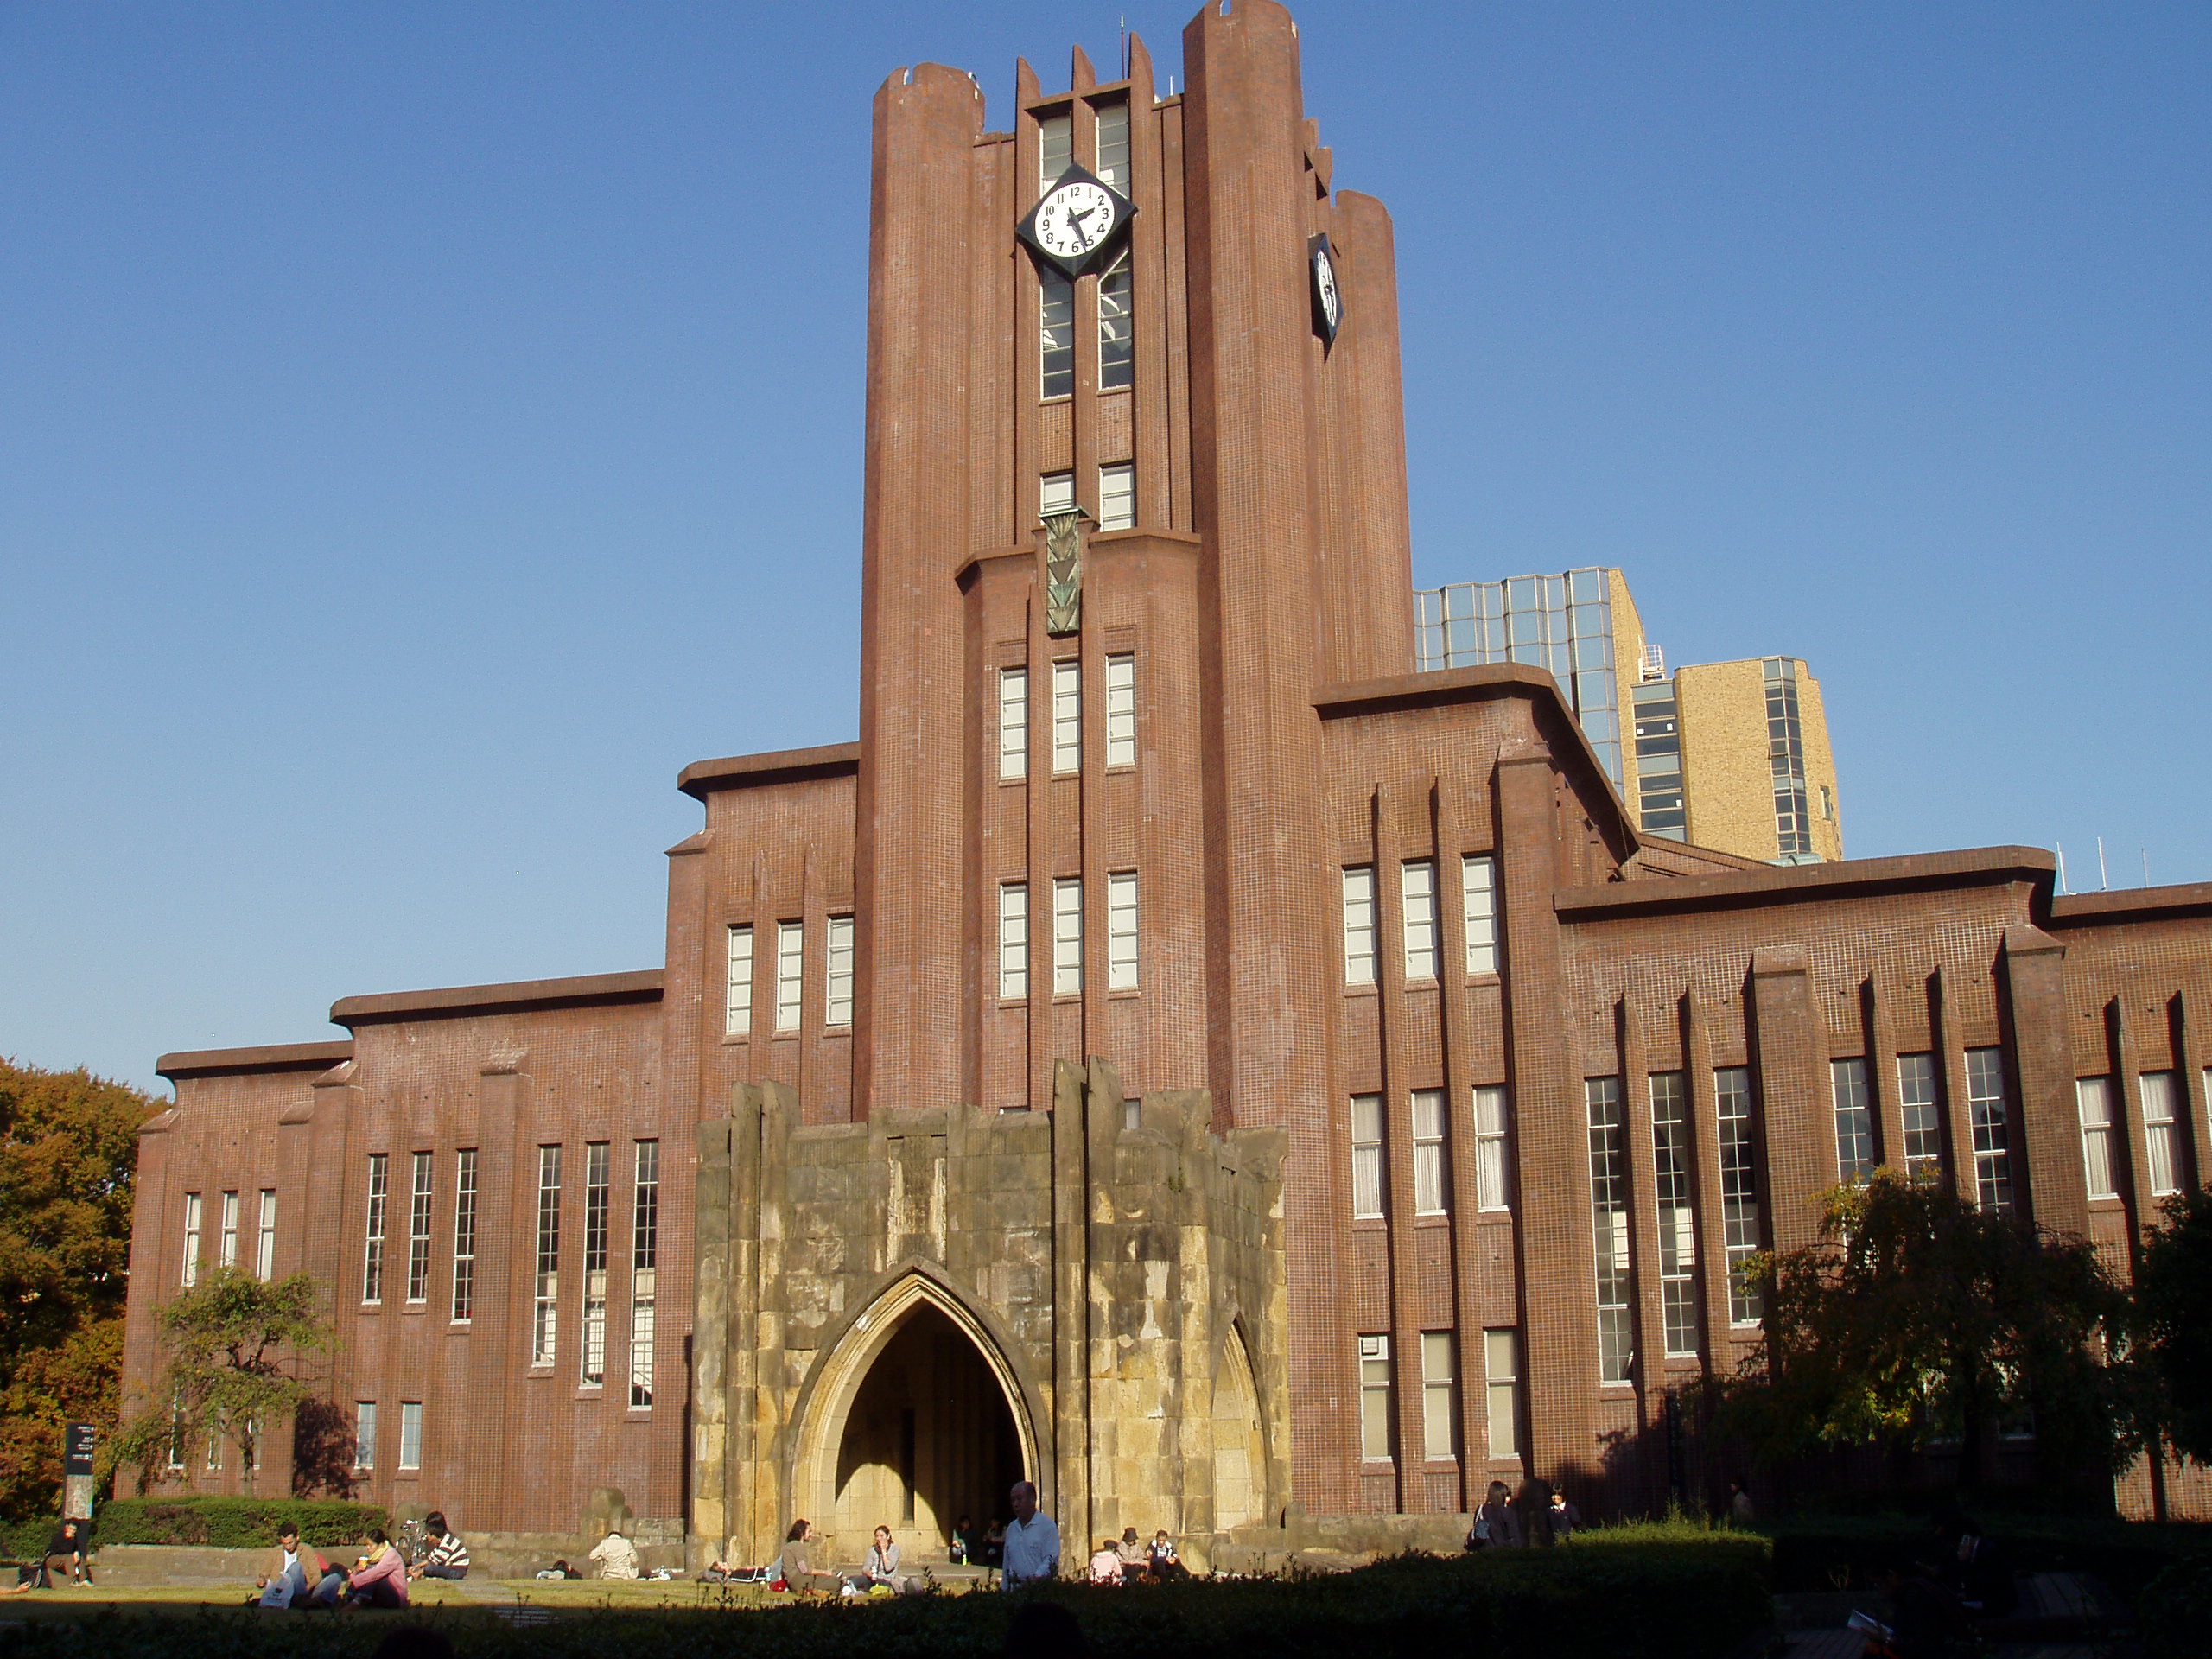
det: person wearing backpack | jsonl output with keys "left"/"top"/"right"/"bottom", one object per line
{"left": 1465, "top": 1480, "right": 1524, "bottom": 1551}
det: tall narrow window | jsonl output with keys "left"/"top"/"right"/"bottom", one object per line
{"left": 1462, "top": 855, "right": 1500, "bottom": 974}
{"left": 1897, "top": 1054, "right": 1942, "bottom": 1167}
{"left": 1052, "top": 660, "right": 1081, "bottom": 774}
{"left": 398, "top": 1402, "right": 423, "bottom": 1471}
{"left": 2077, "top": 1078, "right": 2117, "bottom": 1199}
{"left": 1715, "top": 1067, "right": 1763, "bottom": 1325}
{"left": 405, "top": 1152, "right": 433, "bottom": 1304}
{"left": 1052, "top": 877, "right": 1083, "bottom": 995}
{"left": 1357, "top": 1334, "right": 1392, "bottom": 1460}
{"left": 1098, "top": 257, "right": 1135, "bottom": 391}
{"left": 255, "top": 1189, "right": 276, "bottom": 1280}
{"left": 1107, "top": 872, "right": 1138, "bottom": 990}
{"left": 1474, "top": 1085, "right": 1510, "bottom": 1211}
{"left": 1412, "top": 1090, "right": 1447, "bottom": 1216}
{"left": 1421, "top": 1332, "right": 1457, "bottom": 1462}
{"left": 581, "top": 1141, "right": 610, "bottom": 1387}
{"left": 775, "top": 920, "right": 804, "bottom": 1032}
{"left": 1588, "top": 1078, "right": 1633, "bottom": 1383}
{"left": 1484, "top": 1329, "right": 1521, "bottom": 1459}
{"left": 1039, "top": 470, "right": 1076, "bottom": 518}
{"left": 1039, "top": 111, "right": 1071, "bottom": 190}
{"left": 1094, "top": 101, "right": 1129, "bottom": 189}
{"left": 207, "top": 1420, "right": 224, "bottom": 1472}
{"left": 1401, "top": 859, "right": 1438, "bottom": 980}
{"left": 1104, "top": 652, "right": 1136, "bottom": 766}
{"left": 998, "top": 666, "right": 1029, "bottom": 780}
{"left": 353, "top": 1402, "right": 377, "bottom": 1471}
{"left": 1351, "top": 1094, "right": 1385, "bottom": 1219}
{"left": 1040, "top": 272, "right": 1074, "bottom": 399}
{"left": 361, "top": 1156, "right": 387, "bottom": 1304}
{"left": 630, "top": 1140, "right": 659, "bottom": 1408}
{"left": 531, "top": 1146, "right": 562, "bottom": 1367}
{"left": 1831, "top": 1058, "right": 1874, "bottom": 1179}
{"left": 999, "top": 882, "right": 1029, "bottom": 999}
{"left": 167, "top": 1393, "right": 185, "bottom": 1471}
{"left": 450, "top": 1149, "right": 478, "bottom": 1323}
{"left": 218, "top": 1191, "right": 239, "bottom": 1269}
{"left": 724, "top": 924, "right": 754, "bottom": 1036}
{"left": 825, "top": 915, "right": 855, "bottom": 1027}
{"left": 1341, "top": 867, "right": 1376, "bottom": 986}
{"left": 1650, "top": 1072, "right": 1700, "bottom": 1357}
{"left": 182, "top": 1194, "right": 203, "bottom": 1287}
{"left": 1966, "top": 1049, "right": 2014, "bottom": 1214}
{"left": 2141, "top": 1072, "right": 2182, "bottom": 1197}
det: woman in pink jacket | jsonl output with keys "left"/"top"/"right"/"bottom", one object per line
{"left": 322, "top": 1529, "right": 409, "bottom": 1610}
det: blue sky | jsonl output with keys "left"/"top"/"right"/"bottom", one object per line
{"left": 3, "top": 2, "right": 2205, "bottom": 1095}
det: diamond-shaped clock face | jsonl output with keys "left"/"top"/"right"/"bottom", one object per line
{"left": 1309, "top": 232, "right": 1343, "bottom": 347}
{"left": 1018, "top": 163, "right": 1137, "bottom": 280}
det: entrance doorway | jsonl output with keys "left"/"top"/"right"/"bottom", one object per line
{"left": 830, "top": 1300, "right": 1025, "bottom": 1556}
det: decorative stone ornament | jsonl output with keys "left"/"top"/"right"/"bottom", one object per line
{"left": 1308, "top": 232, "right": 1342, "bottom": 348}
{"left": 1019, "top": 163, "right": 1137, "bottom": 281}
{"left": 1041, "top": 504, "right": 1086, "bottom": 636}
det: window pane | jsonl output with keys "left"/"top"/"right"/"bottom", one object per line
{"left": 1052, "top": 659, "right": 1081, "bottom": 774}
{"left": 1094, "top": 102, "right": 1128, "bottom": 189}
{"left": 1831, "top": 1058, "right": 1874, "bottom": 1179}
{"left": 724, "top": 924, "right": 754, "bottom": 1036}
{"left": 825, "top": 915, "right": 855, "bottom": 1027}
{"left": 2077, "top": 1077, "right": 2116, "bottom": 1198}
{"left": 1462, "top": 855, "right": 1499, "bottom": 974}
{"left": 1412, "top": 1089, "right": 1446, "bottom": 1216}
{"left": 1474, "top": 1084, "right": 1510, "bottom": 1211}
{"left": 1401, "top": 860, "right": 1437, "bottom": 980}
{"left": 1341, "top": 867, "right": 1376, "bottom": 985}
{"left": 999, "top": 666, "right": 1029, "bottom": 779}
{"left": 1040, "top": 274, "right": 1074, "bottom": 399}
{"left": 1351, "top": 1094, "right": 1384, "bottom": 1219}
{"left": 532, "top": 1145, "right": 562, "bottom": 1366}
{"left": 2142, "top": 1072, "right": 2181, "bottom": 1196}
{"left": 1107, "top": 871, "right": 1138, "bottom": 990}
{"left": 1098, "top": 255, "right": 1134, "bottom": 392}
{"left": 1649, "top": 1072, "right": 1700, "bottom": 1357}
{"left": 1897, "top": 1053, "right": 1942, "bottom": 1166}
{"left": 1715, "top": 1067, "right": 1763, "bottom": 1324}
{"left": 1104, "top": 652, "right": 1136, "bottom": 766}
{"left": 1052, "top": 876, "right": 1083, "bottom": 995}
{"left": 776, "top": 920, "right": 804, "bottom": 1030}
{"left": 1966, "top": 1048, "right": 2014, "bottom": 1215}
{"left": 1588, "top": 1078, "right": 1633, "bottom": 1382}
{"left": 999, "top": 883, "right": 1029, "bottom": 999}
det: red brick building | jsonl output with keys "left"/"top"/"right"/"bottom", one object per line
{"left": 125, "top": 0, "right": 2212, "bottom": 1556}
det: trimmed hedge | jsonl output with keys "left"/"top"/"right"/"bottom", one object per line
{"left": 1765, "top": 1509, "right": 2212, "bottom": 1600}
{"left": 0, "top": 1530, "right": 1772, "bottom": 1658}
{"left": 86, "top": 1498, "right": 392, "bottom": 1550}
{"left": 2141, "top": 1554, "right": 2212, "bottom": 1659}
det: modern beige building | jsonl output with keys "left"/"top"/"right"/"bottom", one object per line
{"left": 1414, "top": 568, "right": 1842, "bottom": 863}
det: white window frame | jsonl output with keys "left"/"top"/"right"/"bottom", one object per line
{"left": 451, "top": 1148, "right": 477, "bottom": 1323}
{"left": 1650, "top": 1072, "right": 1700, "bottom": 1358}
{"left": 1052, "top": 659, "right": 1081, "bottom": 774}
{"left": 775, "top": 920, "right": 804, "bottom": 1032}
{"left": 630, "top": 1139, "right": 659, "bottom": 1409}
{"left": 255, "top": 1189, "right": 276, "bottom": 1280}
{"left": 1462, "top": 855, "right": 1499, "bottom": 974}
{"left": 2141, "top": 1071, "right": 2181, "bottom": 1198}
{"left": 1966, "top": 1048, "right": 2015, "bottom": 1215}
{"left": 1341, "top": 867, "right": 1376, "bottom": 986}
{"left": 1401, "top": 859, "right": 1438, "bottom": 981}
{"left": 2077, "top": 1077, "right": 2117, "bottom": 1199}
{"left": 398, "top": 1402, "right": 423, "bottom": 1471}
{"left": 825, "top": 915, "right": 855, "bottom": 1027}
{"left": 1421, "top": 1331, "right": 1456, "bottom": 1463}
{"left": 1358, "top": 1333, "right": 1392, "bottom": 1461}
{"left": 1484, "top": 1328, "right": 1521, "bottom": 1459}
{"left": 360, "top": 1156, "right": 386, "bottom": 1304}
{"left": 1093, "top": 101, "right": 1128, "bottom": 190}
{"left": 1715, "top": 1067, "right": 1764, "bottom": 1325}
{"left": 1107, "top": 871, "right": 1138, "bottom": 990}
{"left": 531, "top": 1145, "right": 562, "bottom": 1368}
{"left": 1052, "top": 876, "right": 1083, "bottom": 995}
{"left": 1039, "top": 111, "right": 1071, "bottom": 192}
{"left": 218, "top": 1190, "right": 239, "bottom": 1270}
{"left": 724, "top": 924, "right": 754, "bottom": 1036}
{"left": 1411, "top": 1090, "right": 1447, "bottom": 1216}
{"left": 1351, "top": 1094, "right": 1385, "bottom": 1220}
{"left": 1039, "top": 469, "right": 1076, "bottom": 518}
{"left": 353, "top": 1401, "right": 377, "bottom": 1471}
{"left": 998, "top": 666, "right": 1029, "bottom": 780}
{"left": 1473, "top": 1084, "right": 1510, "bottom": 1211}
{"left": 1897, "top": 1053, "right": 1942, "bottom": 1167}
{"left": 1098, "top": 462, "right": 1135, "bottom": 531}
{"left": 1104, "top": 652, "right": 1136, "bottom": 766}
{"left": 1831, "top": 1058, "right": 1875, "bottom": 1179}
{"left": 580, "top": 1140, "right": 610, "bottom": 1388}
{"left": 1097, "top": 255, "right": 1135, "bottom": 392}
{"left": 1588, "top": 1078, "right": 1633, "bottom": 1384}
{"left": 999, "top": 882, "right": 1029, "bottom": 1000}
{"left": 405, "top": 1151, "right": 433, "bottom": 1304}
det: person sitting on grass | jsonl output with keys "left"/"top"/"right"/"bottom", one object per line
{"left": 949, "top": 1513, "right": 981, "bottom": 1567}
{"left": 2, "top": 1517, "right": 93, "bottom": 1593}
{"left": 848, "top": 1524, "right": 912, "bottom": 1597}
{"left": 408, "top": 1513, "right": 469, "bottom": 1583}
{"left": 777, "top": 1519, "right": 841, "bottom": 1594}
{"left": 588, "top": 1526, "right": 639, "bottom": 1580}
{"left": 253, "top": 1522, "right": 327, "bottom": 1607}
{"left": 1088, "top": 1538, "right": 1126, "bottom": 1586}
{"left": 307, "top": 1529, "right": 407, "bottom": 1609}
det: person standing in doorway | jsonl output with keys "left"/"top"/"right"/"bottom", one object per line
{"left": 1001, "top": 1480, "right": 1061, "bottom": 1588}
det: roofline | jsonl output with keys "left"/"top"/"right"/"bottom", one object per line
{"left": 156, "top": 1040, "right": 355, "bottom": 1083}
{"left": 331, "top": 969, "right": 664, "bottom": 1028}
{"left": 2050, "top": 883, "right": 2212, "bottom": 925}
{"left": 1313, "top": 663, "right": 1640, "bottom": 849}
{"left": 678, "top": 741, "right": 861, "bottom": 802}
{"left": 1554, "top": 846, "right": 2056, "bottom": 921}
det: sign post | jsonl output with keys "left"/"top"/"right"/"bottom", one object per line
{"left": 63, "top": 1424, "right": 96, "bottom": 1521}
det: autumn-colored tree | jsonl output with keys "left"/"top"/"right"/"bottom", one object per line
{"left": 1715, "top": 1169, "right": 2143, "bottom": 1490}
{"left": 112, "top": 1267, "right": 331, "bottom": 1495}
{"left": 2133, "top": 1187, "right": 2212, "bottom": 1466}
{"left": 0, "top": 1057, "right": 149, "bottom": 1519}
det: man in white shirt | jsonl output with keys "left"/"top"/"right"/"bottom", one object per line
{"left": 1000, "top": 1480, "right": 1060, "bottom": 1588}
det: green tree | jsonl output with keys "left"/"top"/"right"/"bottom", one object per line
{"left": 0, "top": 1057, "right": 149, "bottom": 1518}
{"left": 2133, "top": 1187, "right": 2212, "bottom": 1465}
{"left": 113, "top": 1266, "right": 332, "bottom": 1496}
{"left": 1716, "top": 1169, "right": 2140, "bottom": 1490}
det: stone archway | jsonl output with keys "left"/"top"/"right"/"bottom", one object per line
{"left": 790, "top": 1272, "right": 1039, "bottom": 1560}
{"left": 1213, "top": 1319, "right": 1268, "bottom": 1532}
